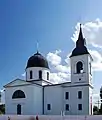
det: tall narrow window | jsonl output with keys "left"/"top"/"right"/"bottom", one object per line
{"left": 89, "top": 63, "right": 91, "bottom": 75}
{"left": 78, "top": 91, "right": 82, "bottom": 99}
{"left": 47, "top": 104, "right": 51, "bottom": 110}
{"left": 17, "top": 104, "right": 21, "bottom": 115}
{"left": 76, "top": 61, "right": 83, "bottom": 73}
{"left": 65, "top": 104, "right": 69, "bottom": 111}
{"left": 65, "top": 92, "right": 69, "bottom": 99}
{"left": 47, "top": 72, "right": 49, "bottom": 80}
{"left": 30, "top": 70, "right": 33, "bottom": 79}
{"left": 39, "top": 70, "right": 42, "bottom": 79}
{"left": 78, "top": 104, "right": 82, "bottom": 110}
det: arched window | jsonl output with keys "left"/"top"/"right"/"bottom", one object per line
{"left": 76, "top": 61, "right": 83, "bottom": 73}
{"left": 12, "top": 90, "right": 25, "bottom": 99}
{"left": 30, "top": 70, "right": 33, "bottom": 79}
{"left": 47, "top": 72, "right": 49, "bottom": 80}
{"left": 39, "top": 70, "right": 42, "bottom": 79}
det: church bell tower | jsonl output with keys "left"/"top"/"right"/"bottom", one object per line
{"left": 70, "top": 24, "right": 93, "bottom": 85}
{"left": 70, "top": 24, "right": 93, "bottom": 115}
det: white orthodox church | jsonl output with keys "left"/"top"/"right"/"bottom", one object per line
{"left": 4, "top": 25, "right": 93, "bottom": 115}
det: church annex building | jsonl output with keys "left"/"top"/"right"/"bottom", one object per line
{"left": 4, "top": 25, "right": 93, "bottom": 115}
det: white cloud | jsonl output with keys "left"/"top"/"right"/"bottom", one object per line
{"left": 0, "top": 89, "right": 5, "bottom": 104}
{"left": 55, "top": 65, "right": 70, "bottom": 73}
{"left": 47, "top": 50, "right": 71, "bottom": 84}
{"left": 55, "top": 50, "right": 61, "bottom": 54}
{"left": 0, "top": 89, "right": 5, "bottom": 93}
{"left": 58, "top": 72, "right": 70, "bottom": 79}
{"left": 93, "top": 94, "right": 100, "bottom": 106}
{"left": 72, "top": 19, "right": 102, "bottom": 48}
{"left": 22, "top": 72, "right": 26, "bottom": 77}
{"left": 89, "top": 50, "right": 102, "bottom": 71}
{"left": 50, "top": 72, "right": 70, "bottom": 84}
{"left": 65, "top": 53, "right": 71, "bottom": 65}
{"left": 93, "top": 93, "right": 99, "bottom": 99}
{"left": 92, "top": 89, "right": 100, "bottom": 105}
{"left": 46, "top": 50, "right": 61, "bottom": 66}
{"left": 50, "top": 73, "right": 63, "bottom": 84}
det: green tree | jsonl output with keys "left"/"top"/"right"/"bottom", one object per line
{"left": 0, "top": 104, "right": 5, "bottom": 114}
{"left": 99, "top": 86, "right": 102, "bottom": 114}
{"left": 93, "top": 105, "right": 99, "bottom": 115}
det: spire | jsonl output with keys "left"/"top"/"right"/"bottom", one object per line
{"left": 78, "top": 24, "right": 83, "bottom": 40}
{"left": 76, "top": 24, "right": 85, "bottom": 47}
{"left": 70, "top": 23, "right": 89, "bottom": 57}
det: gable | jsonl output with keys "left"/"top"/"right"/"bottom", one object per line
{"left": 4, "top": 79, "right": 32, "bottom": 88}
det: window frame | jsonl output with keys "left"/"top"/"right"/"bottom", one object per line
{"left": 12, "top": 90, "right": 26, "bottom": 99}
{"left": 65, "top": 92, "right": 69, "bottom": 99}
{"left": 89, "top": 63, "right": 92, "bottom": 75}
{"left": 76, "top": 61, "right": 83, "bottom": 74}
{"left": 78, "top": 91, "right": 82, "bottom": 99}
{"left": 47, "top": 104, "right": 51, "bottom": 110}
{"left": 17, "top": 104, "right": 21, "bottom": 115}
{"left": 39, "top": 70, "right": 42, "bottom": 79}
{"left": 47, "top": 72, "right": 49, "bottom": 80}
{"left": 65, "top": 104, "right": 69, "bottom": 111}
{"left": 30, "top": 70, "right": 33, "bottom": 79}
{"left": 78, "top": 104, "right": 82, "bottom": 110}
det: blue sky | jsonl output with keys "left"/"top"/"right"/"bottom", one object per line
{"left": 1, "top": 0, "right": 102, "bottom": 103}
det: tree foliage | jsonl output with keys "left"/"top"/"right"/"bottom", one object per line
{"left": 99, "top": 86, "right": 102, "bottom": 114}
{"left": 0, "top": 104, "right": 5, "bottom": 114}
{"left": 93, "top": 106, "right": 99, "bottom": 115}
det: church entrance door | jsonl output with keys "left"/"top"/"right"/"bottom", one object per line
{"left": 17, "top": 104, "right": 21, "bottom": 115}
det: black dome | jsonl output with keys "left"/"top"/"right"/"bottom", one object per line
{"left": 70, "top": 46, "right": 89, "bottom": 57}
{"left": 26, "top": 52, "right": 49, "bottom": 69}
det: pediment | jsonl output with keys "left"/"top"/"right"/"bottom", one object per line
{"left": 4, "top": 79, "right": 32, "bottom": 88}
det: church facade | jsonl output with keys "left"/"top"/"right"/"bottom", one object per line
{"left": 4, "top": 25, "right": 93, "bottom": 115}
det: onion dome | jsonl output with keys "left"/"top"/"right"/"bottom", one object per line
{"left": 26, "top": 51, "right": 49, "bottom": 69}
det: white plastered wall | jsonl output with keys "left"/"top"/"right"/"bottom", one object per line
{"left": 26, "top": 67, "right": 50, "bottom": 81}
{"left": 5, "top": 84, "right": 43, "bottom": 115}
